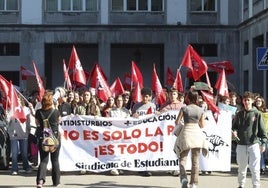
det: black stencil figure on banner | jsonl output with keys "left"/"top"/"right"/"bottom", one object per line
{"left": 203, "top": 131, "right": 229, "bottom": 156}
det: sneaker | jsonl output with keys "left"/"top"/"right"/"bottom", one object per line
{"left": 181, "top": 178, "right": 188, "bottom": 188}
{"left": 80, "top": 170, "right": 87, "bottom": 175}
{"left": 53, "top": 183, "right": 61, "bottom": 187}
{"left": 110, "top": 169, "right": 119, "bottom": 175}
{"left": 260, "top": 169, "right": 265, "bottom": 175}
{"left": 190, "top": 184, "right": 197, "bottom": 188}
{"left": 37, "top": 180, "right": 44, "bottom": 188}
{"left": 11, "top": 171, "right": 18, "bottom": 175}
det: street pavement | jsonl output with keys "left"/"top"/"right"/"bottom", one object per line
{"left": 0, "top": 164, "right": 268, "bottom": 188}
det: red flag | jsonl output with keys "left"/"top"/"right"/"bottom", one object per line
{"left": 0, "top": 75, "right": 11, "bottom": 108}
{"left": 200, "top": 90, "right": 220, "bottom": 115}
{"left": 110, "top": 77, "right": 125, "bottom": 97}
{"left": 0, "top": 75, "right": 10, "bottom": 98}
{"left": 124, "top": 72, "right": 132, "bottom": 91}
{"left": 152, "top": 64, "right": 166, "bottom": 106}
{"left": 131, "top": 61, "right": 144, "bottom": 89}
{"left": 8, "top": 82, "right": 27, "bottom": 123}
{"left": 173, "top": 69, "right": 184, "bottom": 92}
{"left": 132, "top": 82, "right": 142, "bottom": 103}
{"left": 165, "top": 67, "right": 175, "bottom": 86}
{"left": 90, "top": 65, "right": 111, "bottom": 102}
{"left": 20, "top": 66, "right": 35, "bottom": 80}
{"left": 63, "top": 60, "right": 72, "bottom": 90}
{"left": 181, "top": 45, "right": 208, "bottom": 81}
{"left": 207, "top": 61, "right": 234, "bottom": 74}
{"left": 68, "top": 45, "right": 86, "bottom": 86}
{"left": 146, "top": 106, "right": 153, "bottom": 114}
{"left": 215, "top": 69, "right": 229, "bottom": 97}
{"left": 32, "top": 61, "right": 45, "bottom": 100}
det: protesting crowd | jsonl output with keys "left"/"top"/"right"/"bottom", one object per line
{"left": 0, "top": 44, "right": 267, "bottom": 188}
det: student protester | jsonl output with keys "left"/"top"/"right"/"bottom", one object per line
{"left": 174, "top": 91, "right": 208, "bottom": 188}
{"left": 35, "top": 91, "right": 61, "bottom": 188}
{"left": 7, "top": 95, "right": 32, "bottom": 175}
{"left": 160, "top": 88, "right": 185, "bottom": 176}
{"left": 232, "top": 91, "right": 268, "bottom": 188}
{"left": 108, "top": 95, "right": 130, "bottom": 175}
{"left": 254, "top": 95, "right": 268, "bottom": 175}
{"left": 131, "top": 87, "right": 156, "bottom": 176}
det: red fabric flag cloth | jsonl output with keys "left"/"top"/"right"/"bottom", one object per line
{"left": 20, "top": 66, "right": 35, "bottom": 80}
{"left": 124, "top": 72, "right": 132, "bottom": 91}
{"left": 0, "top": 75, "right": 11, "bottom": 108}
{"left": 132, "top": 82, "right": 142, "bottom": 103}
{"left": 173, "top": 69, "right": 184, "bottom": 92}
{"left": 8, "top": 82, "right": 26, "bottom": 123}
{"left": 131, "top": 61, "right": 144, "bottom": 89}
{"left": 165, "top": 67, "right": 175, "bottom": 86}
{"left": 152, "top": 64, "right": 166, "bottom": 106}
{"left": 207, "top": 61, "right": 234, "bottom": 74}
{"left": 68, "top": 45, "right": 86, "bottom": 86}
{"left": 63, "top": 60, "right": 72, "bottom": 90}
{"left": 146, "top": 106, "right": 153, "bottom": 114}
{"left": 110, "top": 77, "right": 125, "bottom": 97}
{"left": 32, "top": 61, "right": 45, "bottom": 100}
{"left": 215, "top": 69, "right": 229, "bottom": 97}
{"left": 181, "top": 45, "right": 208, "bottom": 81}
{"left": 200, "top": 90, "right": 220, "bottom": 115}
{"left": 90, "top": 65, "right": 111, "bottom": 102}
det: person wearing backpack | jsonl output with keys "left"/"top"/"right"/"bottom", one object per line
{"left": 35, "top": 91, "right": 61, "bottom": 188}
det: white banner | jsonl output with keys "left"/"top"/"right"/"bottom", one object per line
{"left": 58, "top": 110, "right": 232, "bottom": 172}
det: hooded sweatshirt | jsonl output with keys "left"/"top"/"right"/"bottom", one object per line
{"left": 232, "top": 106, "right": 267, "bottom": 146}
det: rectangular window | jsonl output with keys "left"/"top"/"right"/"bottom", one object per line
{"left": 190, "top": 0, "right": 216, "bottom": 12}
{"left": 112, "top": 0, "right": 123, "bottom": 11}
{"left": 0, "top": 0, "right": 18, "bottom": 11}
{"left": 244, "top": 40, "right": 249, "bottom": 55}
{"left": 0, "top": 43, "right": 20, "bottom": 56}
{"left": 127, "top": 0, "right": 136, "bottom": 11}
{"left": 151, "top": 0, "right": 163, "bottom": 11}
{"left": 45, "top": 0, "right": 98, "bottom": 11}
{"left": 138, "top": 0, "right": 147, "bottom": 11}
{"left": 191, "top": 43, "right": 218, "bottom": 57}
{"left": 45, "top": 0, "right": 58, "bottom": 11}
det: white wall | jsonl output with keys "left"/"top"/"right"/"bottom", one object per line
{"left": 166, "top": 0, "right": 186, "bottom": 25}
{"left": 21, "top": 0, "right": 42, "bottom": 24}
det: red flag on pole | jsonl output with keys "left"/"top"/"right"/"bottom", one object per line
{"left": 68, "top": 45, "right": 86, "bottom": 86}
{"left": 207, "top": 61, "right": 234, "bottom": 74}
{"left": 181, "top": 45, "right": 208, "bottom": 81}
{"left": 20, "top": 66, "right": 35, "bottom": 80}
{"left": 90, "top": 65, "right": 111, "bottom": 102}
{"left": 152, "top": 64, "right": 166, "bottom": 106}
{"left": 8, "top": 82, "right": 27, "bottom": 123}
{"left": 131, "top": 61, "right": 144, "bottom": 89}
{"left": 0, "top": 75, "right": 11, "bottom": 108}
{"left": 123, "top": 72, "right": 132, "bottom": 91}
{"left": 165, "top": 67, "right": 175, "bottom": 86}
{"left": 215, "top": 69, "right": 229, "bottom": 97}
{"left": 110, "top": 77, "right": 125, "bottom": 97}
{"left": 200, "top": 90, "right": 220, "bottom": 115}
{"left": 63, "top": 60, "right": 72, "bottom": 90}
{"left": 132, "top": 82, "right": 142, "bottom": 103}
{"left": 173, "top": 69, "right": 184, "bottom": 92}
{"left": 32, "top": 61, "right": 45, "bottom": 100}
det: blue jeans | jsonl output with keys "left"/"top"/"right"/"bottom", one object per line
{"left": 11, "top": 139, "right": 29, "bottom": 172}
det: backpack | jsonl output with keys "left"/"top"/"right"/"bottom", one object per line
{"left": 40, "top": 110, "right": 59, "bottom": 153}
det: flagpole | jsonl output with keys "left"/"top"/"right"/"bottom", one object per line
{"left": 14, "top": 87, "right": 30, "bottom": 104}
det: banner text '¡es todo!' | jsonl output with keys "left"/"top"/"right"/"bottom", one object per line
{"left": 62, "top": 125, "right": 176, "bottom": 141}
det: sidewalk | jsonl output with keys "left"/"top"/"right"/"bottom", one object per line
{"left": 0, "top": 164, "right": 267, "bottom": 188}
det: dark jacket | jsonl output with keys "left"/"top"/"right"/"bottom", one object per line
{"left": 232, "top": 106, "right": 267, "bottom": 146}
